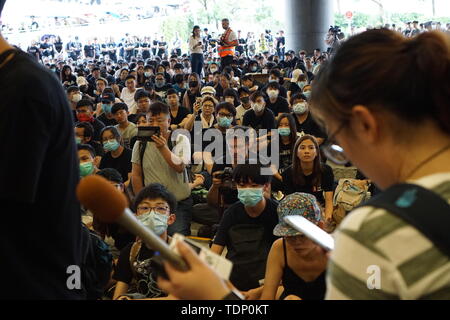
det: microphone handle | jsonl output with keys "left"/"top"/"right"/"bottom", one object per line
{"left": 118, "top": 208, "right": 189, "bottom": 271}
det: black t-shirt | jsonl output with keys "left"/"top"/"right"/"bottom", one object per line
{"left": 265, "top": 96, "right": 290, "bottom": 116}
{"left": 281, "top": 164, "right": 334, "bottom": 205}
{"left": 293, "top": 112, "right": 327, "bottom": 140}
{"left": 170, "top": 106, "right": 190, "bottom": 125}
{"left": 89, "top": 118, "right": 106, "bottom": 142}
{"left": 98, "top": 113, "right": 118, "bottom": 127}
{"left": 99, "top": 148, "right": 132, "bottom": 182}
{"left": 278, "top": 140, "right": 294, "bottom": 173}
{"left": 113, "top": 241, "right": 167, "bottom": 298}
{"left": 214, "top": 198, "right": 279, "bottom": 248}
{"left": 242, "top": 109, "right": 276, "bottom": 130}
{"left": 0, "top": 49, "right": 84, "bottom": 299}
{"left": 88, "top": 140, "right": 105, "bottom": 158}
{"left": 288, "top": 82, "right": 301, "bottom": 96}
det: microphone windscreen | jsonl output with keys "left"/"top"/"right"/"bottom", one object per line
{"left": 76, "top": 175, "right": 128, "bottom": 223}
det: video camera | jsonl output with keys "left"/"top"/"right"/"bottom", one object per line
{"left": 329, "top": 25, "right": 345, "bottom": 40}
{"left": 216, "top": 167, "right": 233, "bottom": 190}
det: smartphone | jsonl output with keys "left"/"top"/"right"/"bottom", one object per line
{"left": 137, "top": 126, "right": 160, "bottom": 142}
{"left": 195, "top": 97, "right": 202, "bottom": 103}
{"left": 283, "top": 216, "right": 335, "bottom": 251}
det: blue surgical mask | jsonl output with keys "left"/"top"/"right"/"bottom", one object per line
{"left": 278, "top": 128, "right": 291, "bottom": 136}
{"left": 293, "top": 102, "right": 308, "bottom": 115}
{"left": 155, "top": 80, "right": 165, "bottom": 88}
{"left": 303, "top": 91, "right": 311, "bottom": 99}
{"left": 218, "top": 117, "right": 232, "bottom": 128}
{"left": 103, "top": 104, "right": 112, "bottom": 114}
{"left": 137, "top": 210, "right": 169, "bottom": 236}
{"left": 238, "top": 188, "right": 264, "bottom": 207}
{"left": 103, "top": 139, "right": 120, "bottom": 152}
{"left": 144, "top": 72, "right": 152, "bottom": 77}
{"left": 298, "top": 81, "right": 307, "bottom": 89}
{"left": 75, "top": 137, "right": 82, "bottom": 144}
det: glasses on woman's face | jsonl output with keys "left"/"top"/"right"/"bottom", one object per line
{"left": 321, "top": 122, "right": 349, "bottom": 165}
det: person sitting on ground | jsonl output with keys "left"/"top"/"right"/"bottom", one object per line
{"left": 112, "top": 183, "right": 177, "bottom": 300}
{"left": 99, "top": 126, "right": 132, "bottom": 184}
{"left": 112, "top": 102, "right": 138, "bottom": 149}
{"left": 246, "top": 193, "right": 328, "bottom": 300}
{"left": 75, "top": 99, "right": 105, "bottom": 142}
{"left": 75, "top": 121, "right": 104, "bottom": 166}
{"left": 281, "top": 135, "right": 334, "bottom": 221}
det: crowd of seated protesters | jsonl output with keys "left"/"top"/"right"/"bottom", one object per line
{"left": 62, "top": 45, "right": 362, "bottom": 300}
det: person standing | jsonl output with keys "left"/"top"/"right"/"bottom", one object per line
{"left": 218, "top": 18, "right": 238, "bottom": 71}
{"left": 0, "top": 0, "right": 85, "bottom": 299}
{"left": 189, "top": 26, "right": 204, "bottom": 77}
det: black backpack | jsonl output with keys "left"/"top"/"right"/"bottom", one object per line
{"left": 80, "top": 225, "right": 113, "bottom": 300}
{"left": 361, "top": 183, "right": 450, "bottom": 258}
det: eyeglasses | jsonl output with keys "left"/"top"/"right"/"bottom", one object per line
{"left": 218, "top": 112, "right": 233, "bottom": 118}
{"left": 136, "top": 205, "right": 170, "bottom": 215}
{"left": 321, "top": 122, "right": 348, "bottom": 165}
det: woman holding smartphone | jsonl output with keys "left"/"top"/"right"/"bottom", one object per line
{"left": 190, "top": 26, "right": 204, "bottom": 77}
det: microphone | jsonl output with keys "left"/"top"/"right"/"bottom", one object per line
{"left": 76, "top": 175, "right": 188, "bottom": 272}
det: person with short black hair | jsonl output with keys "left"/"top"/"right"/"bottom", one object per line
{"left": 166, "top": 88, "right": 190, "bottom": 131}
{"left": 120, "top": 75, "right": 138, "bottom": 113}
{"left": 77, "top": 143, "right": 99, "bottom": 178}
{"left": 154, "top": 72, "right": 173, "bottom": 98}
{"left": 111, "top": 102, "right": 137, "bottom": 149}
{"left": 131, "top": 102, "right": 192, "bottom": 236}
{"left": 113, "top": 183, "right": 178, "bottom": 300}
{"left": 75, "top": 99, "right": 105, "bottom": 142}
{"left": 290, "top": 93, "right": 326, "bottom": 144}
{"left": 236, "top": 86, "right": 252, "bottom": 125}
{"left": 211, "top": 163, "right": 279, "bottom": 291}
{"left": 99, "top": 126, "right": 132, "bottom": 184}
{"left": 242, "top": 91, "right": 276, "bottom": 130}
{"left": 264, "top": 82, "right": 290, "bottom": 117}
{"left": 75, "top": 121, "right": 104, "bottom": 164}
{"left": 97, "top": 89, "right": 118, "bottom": 127}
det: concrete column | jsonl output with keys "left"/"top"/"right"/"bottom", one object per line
{"left": 284, "top": 0, "right": 334, "bottom": 54}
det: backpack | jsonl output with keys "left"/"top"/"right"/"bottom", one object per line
{"left": 361, "top": 183, "right": 450, "bottom": 258}
{"left": 80, "top": 224, "right": 113, "bottom": 300}
{"left": 333, "top": 178, "right": 371, "bottom": 212}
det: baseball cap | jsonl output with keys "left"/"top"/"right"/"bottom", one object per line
{"left": 101, "top": 91, "right": 115, "bottom": 103}
{"left": 273, "top": 193, "right": 322, "bottom": 237}
{"left": 291, "top": 69, "right": 303, "bottom": 83}
{"left": 144, "top": 81, "right": 155, "bottom": 90}
{"left": 201, "top": 86, "right": 216, "bottom": 96}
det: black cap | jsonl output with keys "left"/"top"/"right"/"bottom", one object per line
{"left": 101, "top": 91, "right": 115, "bottom": 103}
{"left": 144, "top": 81, "right": 154, "bottom": 90}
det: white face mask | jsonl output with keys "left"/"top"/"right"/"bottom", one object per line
{"left": 293, "top": 102, "right": 308, "bottom": 115}
{"left": 267, "top": 90, "right": 279, "bottom": 99}
{"left": 72, "top": 93, "right": 82, "bottom": 103}
{"left": 252, "top": 102, "right": 265, "bottom": 113}
{"left": 210, "top": 67, "right": 218, "bottom": 73}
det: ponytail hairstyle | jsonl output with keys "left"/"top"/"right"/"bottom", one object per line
{"left": 310, "top": 30, "right": 450, "bottom": 136}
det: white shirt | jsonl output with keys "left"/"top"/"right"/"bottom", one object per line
{"left": 120, "top": 87, "right": 138, "bottom": 114}
{"left": 189, "top": 35, "right": 203, "bottom": 54}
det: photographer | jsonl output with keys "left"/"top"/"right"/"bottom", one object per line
{"left": 325, "top": 26, "right": 344, "bottom": 55}
{"left": 131, "top": 102, "right": 192, "bottom": 236}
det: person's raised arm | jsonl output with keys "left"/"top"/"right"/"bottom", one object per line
{"left": 131, "top": 163, "right": 144, "bottom": 195}
{"left": 260, "top": 240, "right": 284, "bottom": 300}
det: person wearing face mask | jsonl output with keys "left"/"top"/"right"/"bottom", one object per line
{"left": 154, "top": 72, "right": 173, "bottom": 98}
{"left": 242, "top": 91, "right": 276, "bottom": 131}
{"left": 290, "top": 93, "right": 326, "bottom": 145}
{"left": 99, "top": 126, "right": 132, "bottom": 183}
{"left": 261, "top": 69, "right": 287, "bottom": 99}
{"left": 210, "top": 163, "right": 279, "bottom": 291}
{"left": 67, "top": 86, "right": 82, "bottom": 119}
{"left": 75, "top": 99, "right": 105, "bottom": 142}
{"left": 78, "top": 144, "right": 99, "bottom": 179}
{"left": 235, "top": 87, "right": 252, "bottom": 125}
{"left": 113, "top": 183, "right": 177, "bottom": 300}
{"left": 182, "top": 73, "right": 202, "bottom": 112}
{"left": 208, "top": 62, "right": 219, "bottom": 75}
{"left": 97, "top": 90, "right": 118, "bottom": 126}
{"left": 264, "top": 82, "right": 290, "bottom": 118}
{"left": 75, "top": 122, "right": 104, "bottom": 166}
{"left": 287, "top": 69, "right": 306, "bottom": 102}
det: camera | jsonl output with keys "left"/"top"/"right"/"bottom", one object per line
{"left": 216, "top": 167, "right": 234, "bottom": 190}
{"left": 329, "top": 25, "right": 341, "bottom": 34}
{"left": 137, "top": 126, "right": 160, "bottom": 142}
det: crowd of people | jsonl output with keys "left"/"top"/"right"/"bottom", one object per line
{"left": 2, "top": 0, "right": 450, "bottom": 300}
